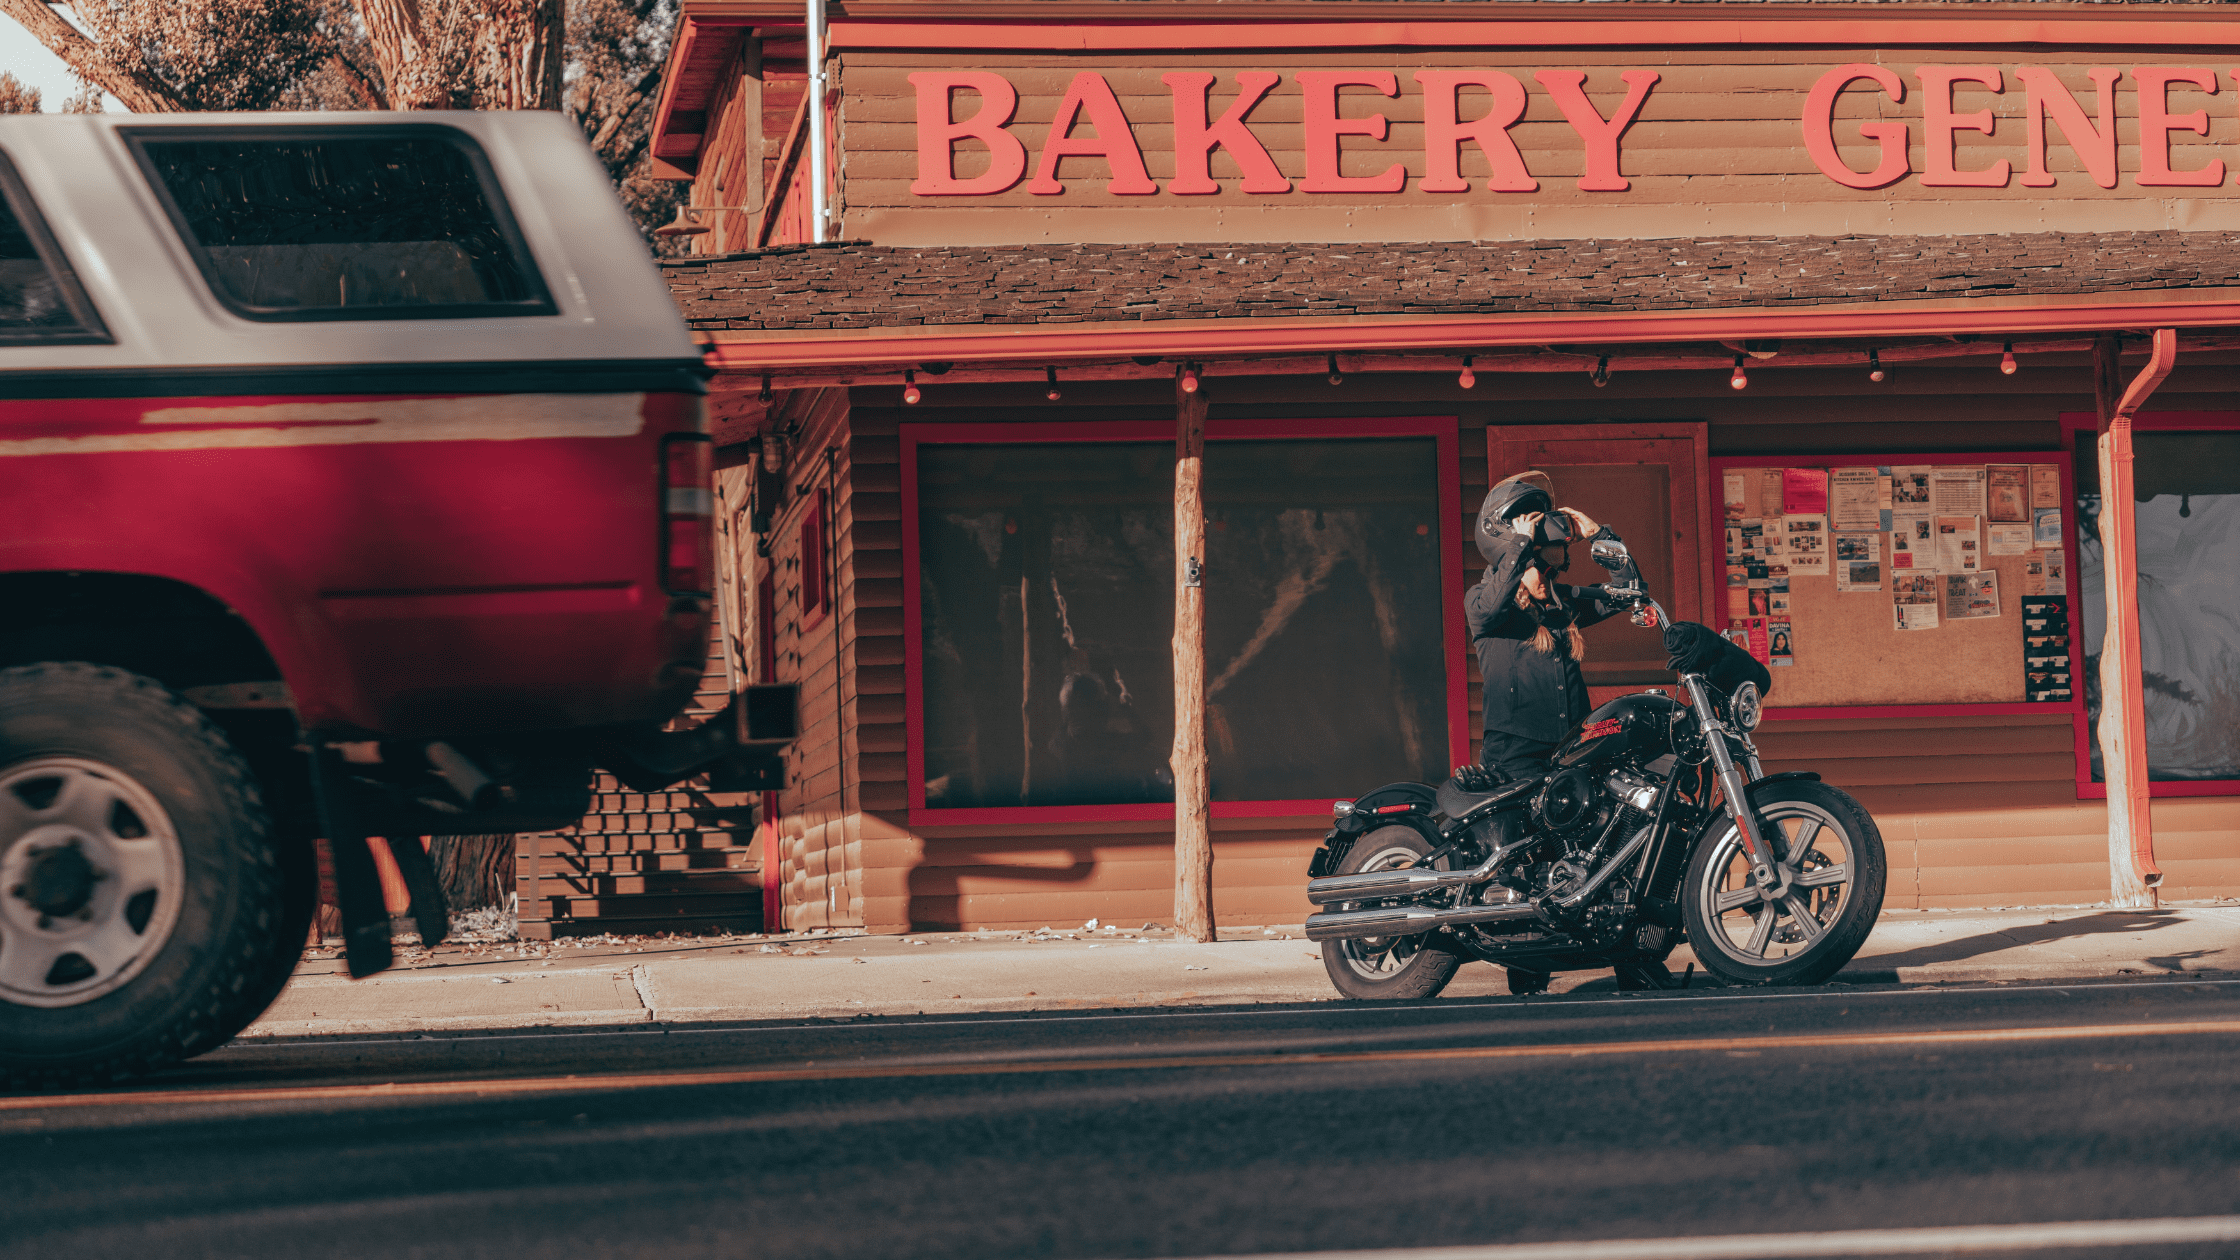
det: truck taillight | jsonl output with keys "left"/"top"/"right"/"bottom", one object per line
{"left": 662, "top": 435, "right": 714, "bottom": 595}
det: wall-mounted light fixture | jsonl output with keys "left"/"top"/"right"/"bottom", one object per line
{"left": 1729, "top": 355, "right": 1749, "bottom": 390}
{"left": 1868, "top": 349, "right": 1886, "bottom": 383}
{"left": 902, "top": 369, "right": 921, "bottom": 405}
{"left": 1458, "top": 356, "right": 1476, "bottom": 390}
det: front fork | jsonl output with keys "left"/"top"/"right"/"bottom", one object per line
{"left": 1682, "top": 675, "right": 1781, "bottom": 895}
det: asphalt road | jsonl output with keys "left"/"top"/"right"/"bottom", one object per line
{"left": 4, "top": 976, "right": 2239, "bottom": 1260}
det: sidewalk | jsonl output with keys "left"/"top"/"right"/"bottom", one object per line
{"left": 240, "top": 903, "right": 2240, "bottom": 1040}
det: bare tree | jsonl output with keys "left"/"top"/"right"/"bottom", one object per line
{"left": 566, "top": 0, "right": 682, "bottom": 246}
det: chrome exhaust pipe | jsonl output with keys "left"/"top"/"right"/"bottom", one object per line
{"left": 1304, "top": 900, "right": 1539, "bottom": 943}
{"left": 1306, "top": 841, "right": 1524, "bottom": 906}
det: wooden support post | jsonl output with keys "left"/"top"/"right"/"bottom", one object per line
{"left": 1171, "top": 367, "right": 1213, "bottom": 942}
{"left": 2094, "top": 330, "right": 2176, "bottom": 909}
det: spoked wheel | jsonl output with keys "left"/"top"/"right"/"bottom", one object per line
{"left": 1681, "top": 780, "right": 1885, "bottom": 987}
{"left": 1320, "top": 825, "right": 1462, "bottom": 1001}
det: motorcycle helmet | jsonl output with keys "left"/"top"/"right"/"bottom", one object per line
{"left": 1473, "top": 470, "right": 1559, "bottom": 564}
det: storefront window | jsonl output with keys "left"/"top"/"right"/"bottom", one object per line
{"left": 915, "top": 434, "right": 1451, "bottom": 809}
{"left": 2078, "top": 431, "right": 2240, "bottom": 782}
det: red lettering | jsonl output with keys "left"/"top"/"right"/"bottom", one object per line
{"left": 1916, "top": 66, "right": 2009, "bottom": 188}
{"left": 908, "top": 72, "right": 1028, "bottom": 196}
{"left": 2017, "top": 67, "right": 2121, "bottom": 190}
{"left": 1163, "top": 71, "right": 1290, "bottom": 195}
{"left": 1025, "top": 72, "right": 1156, "bottom": 196}
{"left": 1533, "top": 70, "right": 1659, "bottom": 192}
{"left": 2135, "top": 67, "right": 2226, "bottom": 187}
{"left": 1297, "top": 71, "right": 1405, "bottom": 194}
{"left": 1414, "top": 71, "right": 1536, "bottom": 193}
{"left": 1802, "top": 64, "right": 1909, "bottom": 190}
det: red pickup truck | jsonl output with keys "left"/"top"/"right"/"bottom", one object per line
{"left": 0, "top": 113, "right": 781, "bottom": 1085}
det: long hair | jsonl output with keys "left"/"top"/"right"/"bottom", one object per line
{"left": 1515, "top": 583, "right": 1589, "bottom": 660}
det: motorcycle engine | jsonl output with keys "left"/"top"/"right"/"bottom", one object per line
{"left": 1530, "top": 766, "right": 1605, "bottom": 837}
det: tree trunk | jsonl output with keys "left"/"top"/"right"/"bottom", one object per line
{"left": 1171, "top": 368, "right": 1213, "bottom": 942}
{"left": 428, "top": 834, "right": 515, "bottom": 912}
{"left": 0, "top": 0, "right": 189, "bottom": 112}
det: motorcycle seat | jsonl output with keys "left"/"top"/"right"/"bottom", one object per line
{"left": 1435, "top": 774, "right": 1538, "bottom": 822}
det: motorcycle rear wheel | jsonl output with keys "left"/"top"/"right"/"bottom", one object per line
{"left": 1320, "top": 826, "right": 1462, "bottom": 1001}
{"left": 1681, "top": 780, "right": 1885, "bottom": 988}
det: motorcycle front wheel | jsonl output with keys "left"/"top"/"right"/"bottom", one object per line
{"left": 1319, "top": 825, "right": 1463, "bottom": 1001}
{"left": 1680, "top": 780, "right": 1885, "bottom": 988}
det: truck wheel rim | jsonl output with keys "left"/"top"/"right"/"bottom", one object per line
{"left": 0, "top": 758, "right": 186, "bottom": 1008}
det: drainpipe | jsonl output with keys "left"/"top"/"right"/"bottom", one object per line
{"left": 805, "top": 0, "right": 828, "bottom": 244}
{"left": 2096, "top": 327, "right": 2177, "bottom": 909}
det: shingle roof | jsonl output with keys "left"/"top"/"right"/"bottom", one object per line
{"left": 661, "top": 232, "right": 2240, "bottom": 333}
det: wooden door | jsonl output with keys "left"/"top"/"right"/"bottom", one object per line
{"left": 1487, "top": 424, "right": 1714, "bottom": 696}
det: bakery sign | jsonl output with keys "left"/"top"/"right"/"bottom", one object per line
{"left": 905, "top": 64, "right": 2239, "bottom": 197}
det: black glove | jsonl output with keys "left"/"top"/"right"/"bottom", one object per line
{"left": 1663, "top": 620, "right": 1774, "bottom": 697}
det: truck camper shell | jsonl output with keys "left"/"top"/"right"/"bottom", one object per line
{"left": 0, "top": 111, "right": 701, "bottom": 394}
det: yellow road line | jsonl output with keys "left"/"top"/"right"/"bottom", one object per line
{"left": 8, "top": 1017, "right": 2237, "bottom": 1112}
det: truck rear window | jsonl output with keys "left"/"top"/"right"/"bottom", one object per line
{"left": 0, "top": 153, "right": 108, "bottom": 342}
{"left": 125, "top": 126, "right": 554, "bottom": 321}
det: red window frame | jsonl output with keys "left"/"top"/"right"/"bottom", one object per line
{"left": 899, "top": 415, "right": 1468, "bottom": 827}
{"left": 2060, "top": 410, "right": 2240, "bottom": 799}
{"left": 798, "top": 488, "right": 829, "bottom": 631}
{"left": 1705, "top": 450, "right": 2086, "bottom": 735}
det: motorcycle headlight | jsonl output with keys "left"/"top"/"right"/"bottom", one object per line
{"left": 1730, "top": 680, "right": 1763, "bottom": 732}
{"left": 1333, "top": 800, "right": 1355, "bottom": 821}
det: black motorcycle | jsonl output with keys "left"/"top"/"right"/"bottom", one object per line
{"left": 1305, "top": 536, "right": 1885, "bottom": 997}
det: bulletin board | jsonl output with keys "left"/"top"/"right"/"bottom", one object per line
{"left": 1708, "top": 452, "right": 2084, "bottom": 713}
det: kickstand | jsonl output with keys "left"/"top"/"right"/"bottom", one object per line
{"left": 1682, "top": 962, "right": 1695, "bottom": 990}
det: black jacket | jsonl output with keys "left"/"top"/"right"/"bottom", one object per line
{"left": 1467, "top": 524, "right": 1622, "bottom": 742}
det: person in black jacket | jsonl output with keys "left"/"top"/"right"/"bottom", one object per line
{"left": 1467, "top": 472, "right": 1625, "bottom": 781}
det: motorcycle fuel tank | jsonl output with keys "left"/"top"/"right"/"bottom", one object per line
{"left": 1555, "top": 690, "right": 1681, "bottom": 769}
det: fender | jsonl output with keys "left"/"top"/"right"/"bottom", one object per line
{"left": 1309, "top": 780, "right": 1440, "bottom": 875}
{"left": 1687, "top": 770, "right": 1827, "bottom": 852}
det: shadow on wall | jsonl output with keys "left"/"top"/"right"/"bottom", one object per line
{"left": 1863, "top": 910, "right": 2185, "bottom": 971}
{"left": 907, "top": 838, "right": 1101, "bottom": 931}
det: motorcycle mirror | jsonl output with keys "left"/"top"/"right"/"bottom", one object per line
{"left": 1590, "top": 537, "right": 1631, "bottom": 572}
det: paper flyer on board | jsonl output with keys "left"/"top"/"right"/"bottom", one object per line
{"left": 1931, "top": 466, "right": 1988, "bottom": 516}
{"left": 1760, "top": 472, "right": 1784, "bottom": 519}
{"left": 2031, "top": 465, "right": 2061, "bottom": 509}
{"left": 1835, "top": 533, "right": 1882, "bottom": 591}
{"left": 1890, "top": 516, "right": 1934, "bottom": 573}
{"left": 1987, "top": 465, "right": 2029, "bottom": 523}
{"left": 2023, "top": 553, "right": 2050, "bottom": 595}
{"left": 1783, "top": 467, "right": 1830, "bottom": 516}
{"left": 1892, "top": 466, "right": 1933, "bottom": 510}
{"left": 1724, "top": 472, "right": 1748, "bottom": 522}
{"left": 2033, "top": 507, "right": 2063, "bottom": 546}
{"left": 1726, "top": 568, "right": 1750, "bottom": 620}
{"left": 1935, "top": 515, "right": 1981, "bottom": 572}
{"left": 1893, "top": 574, "right": 1941, "bottom": 630}
{"left": 1768, "top": 566, "right": 1791, "bottom": 615}
{"left": 1769, "top": 618, "right": 1794, "bottom": 667}
{"left": 1943, "top": 571, "right": 2001, "bottom": 620}
{"left": 1783, "top": 515, "right": 1829, "bottom": 574}
{"left": 1987, "top": 523, "right": 2033, "bottom": 556}
{"left": 1830, "top": 468, "right": 1883, "bottom": 532}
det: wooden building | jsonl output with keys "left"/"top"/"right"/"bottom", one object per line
{"left": 641, "top": 0, "right": 2240, "bottom": 934}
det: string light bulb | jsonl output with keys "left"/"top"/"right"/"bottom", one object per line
{"left": 1591, "top": 356, "right": 1610, "bottom": 389}
{"left": 1179, "top": 363, "right": 1200, "bottom": 394}
{"left": 1729, "top": 354, "right": 1748, "bottom": 390}
{"left": 1045, "top": 366, "right": 1062, "bottom": 402}
{"left": 902, "top": 369, "right": 920, "bottom": 405}
{"left": 2001, "top": 342, "right": 2018, "bottom": 375}
{"left": 1868, "top": 349, "right": 1885, "bottom": 383}
{"left": 1458, "top": 355, "right": 1476, "bottom": 390}
{"left": 1327, "top": 353, "right": 1345, "bottom": 386}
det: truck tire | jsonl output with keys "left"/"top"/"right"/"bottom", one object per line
{"left": 0, "top": 664, "right": 286, "bottom": 1086}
